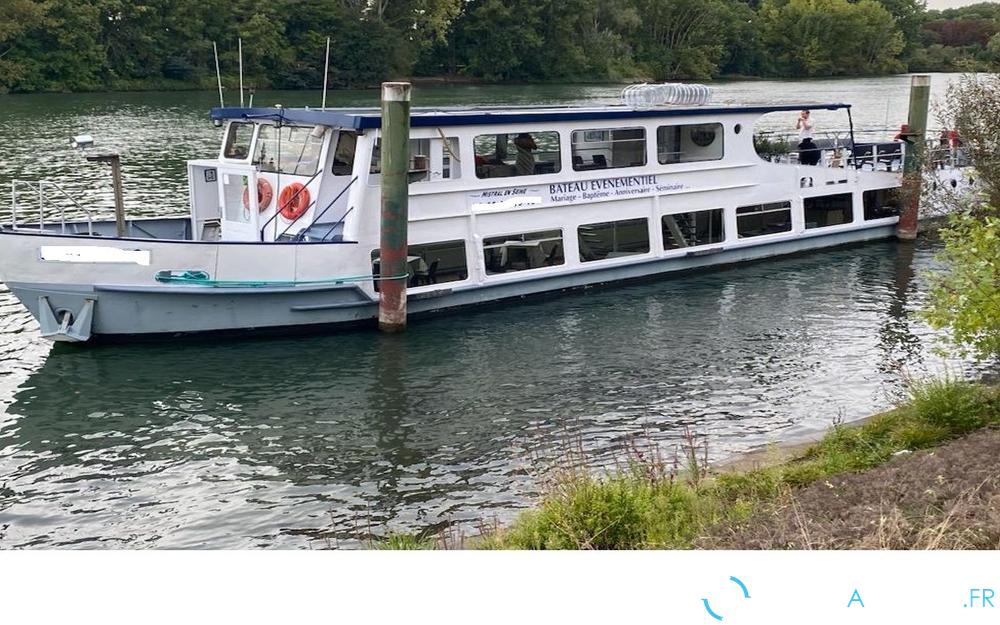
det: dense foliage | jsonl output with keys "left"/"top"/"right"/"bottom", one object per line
{"left": 1, "top": 0, "right": 999, "bottom": 93}
{"left": 924, "top": 74, "right": 1000, "bottom": 362}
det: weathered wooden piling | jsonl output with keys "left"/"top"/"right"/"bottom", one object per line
{"left": 896, "top": 74, "right": 930, "bottom": 240}
{"left": 86, "top": 153, "right": 127, "bottom": 237}
{"left": 378, "top": 82, "right": 412, "bottom": 333}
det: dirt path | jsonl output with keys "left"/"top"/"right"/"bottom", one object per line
{"left": 701, "top": 429, "right": 1000, "bottom": 549}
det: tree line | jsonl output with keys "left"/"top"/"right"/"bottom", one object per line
{"left": 1, "top": 0, "right": 999, "bottom": 94}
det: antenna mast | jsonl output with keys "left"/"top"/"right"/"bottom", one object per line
{"left": 322, "top": 36, "right": 331, "bottom": 110}
{"left": 238, "top": 38, "right": 245, "bottom": 108}
{"left": 213, "top": 41, "right": 224, "bottom": 108}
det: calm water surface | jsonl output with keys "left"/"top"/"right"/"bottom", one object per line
{"left": 0, "top": 76, "right": 970, "bottom": 548}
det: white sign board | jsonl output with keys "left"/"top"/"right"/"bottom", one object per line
{"left": 468, "top": 174, "right": 687, "bottom": 212}
{"left": 40, "top": 246, "right": 151, "bottom": 266}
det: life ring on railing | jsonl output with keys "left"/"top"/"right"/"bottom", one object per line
{"left": 279, "top": 183, "right": 311, "bottom": 220}
{"left": 242, "top": 178, "right": 273, "bottom": 212}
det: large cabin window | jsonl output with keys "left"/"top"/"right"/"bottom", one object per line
{"left": 662, "top": 209, "right": 725, "bottom": 249}
{"left": 223, "top": 122, "right": 253, "bottom": 160}
{"left": 474, "top": 132, "right": 561, "bottom": 179}
{"left": 571, "top": 128, "right": 646, "bottom": 171}
{"left": 863, "top": 188, "right": 902, "bottom": 220}
{"left": 369, "top": 136, "right": 461, "bottom": 182}
{"left": 578, "top": 218, "right": 650, "bottom": 262}
{"left": 736, "top": 201, "right": 793, "bottom": 238}
{"left": 483, "top": 230, "right": 564, "bottom": 274}
{"left": 371, "top": 240, "right": 468, "bottom": 290}
{"left": 331, "top": 131, "right": 357, "bottom": 175}
{"left": 253, "top": 125, "right": 325, "bottom": 176}
{"left": 804, "top": 193, "right": 854, "bottom": 229}
{"left": 657, "top": 123, "right": 724, "bottom": 164}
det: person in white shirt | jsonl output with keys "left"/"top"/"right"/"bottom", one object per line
{"left": 796, "top": 109, "right": 814, "bottom": 141}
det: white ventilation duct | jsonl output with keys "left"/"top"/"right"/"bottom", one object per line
{"left": 621, "top": 83, "right": 712, "bottom": 108}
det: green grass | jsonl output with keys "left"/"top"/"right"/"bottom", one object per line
{"left": 476, "top": 378, "right": 1000, "bottom": 550}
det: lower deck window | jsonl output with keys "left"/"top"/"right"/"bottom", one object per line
{"left": 662, "top": 209, "right": 724, "bottom": 249}
{"left": 863, "top": 188, "right": 902, "bottom": 220}
{"left": 484, "top": 230, "right": 563, "bottom": 274}
{"left": 737, "top": 201, "right": 792, "bottom": 238}
{"left": 372, "top": 240, "right": 468, "bottom": 289}
{"left": 804, "top": 193, "right": 854, "bottom": 229}
{"left": 579, "top": 218, "right": 649, "bottom": 262}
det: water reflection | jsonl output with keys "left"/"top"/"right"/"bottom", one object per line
{"left": 0, "top": 239, "right": 966, "bottom": 548}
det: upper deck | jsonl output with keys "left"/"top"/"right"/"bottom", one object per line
{"left": 210, "top": 102, "right": 852, "bottom": 131}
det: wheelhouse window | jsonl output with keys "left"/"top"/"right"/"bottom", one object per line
{"left": 578, "top": 218, "right": 649, "bottom": 262}
{"left": 369, "top": 136, "right": 461, "bottom": 182}
{"left": 571, "top": 128, "right": 646, "bottom": 171}
{"left": 474, "top": 132, "right": 561, "bottom": 179}
{"left": 804, "top": 193, "right": 854, "bottom": 229}
{"left": 736, "top": 201, "right": 792, "bottom": 238}
{"left": 662, "top": 209, "right": 725, "bottom": 249}
{"left": 223, "top": 122, "right": 253, "bottom": 160}
{"left": 863, "top": 188, "right": 902, "bottom": 220}
{"left": 483, "top": 230, "right": 564, "bottom": 274}
{"left": 253, "top": 125, "right": 325, "bottom": 176}
{"left": 371, "top": 240, "right": 468, "bottom": 290}
{"left": 657, "top": 123, "right": 724, "bottom": 164}
{"left": 331, "top": 131, "right": 357, "bottom": 175}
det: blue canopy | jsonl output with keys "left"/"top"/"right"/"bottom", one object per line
{"left": 210, "top": 102, "right": 851, "bottom": 130}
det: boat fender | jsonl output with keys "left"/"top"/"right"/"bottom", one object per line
{"left": 279, "top": 183, "right": 311, "bottom": 220}
{"left": 242, "top": 178, "right": 274, "bottom": 212}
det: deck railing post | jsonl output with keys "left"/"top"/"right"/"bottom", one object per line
{"left": 378, "top": 82, "right": 411, "bottom": 333}
{"left": 897, "top": 75, "right": 930, "bottom": 240}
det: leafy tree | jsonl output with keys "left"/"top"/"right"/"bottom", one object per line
{"left": 924, "top": 74, "right": 1000, "bottom": 361}
{"left": 758, "top": 0, "right": 904, "bottom": 76}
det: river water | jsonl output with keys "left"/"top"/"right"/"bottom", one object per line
{"left": 0, "top": 75, "right": 971, "bottom": 548}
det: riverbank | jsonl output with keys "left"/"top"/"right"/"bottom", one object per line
{"left": 382, "top": 378, "right": 1000, "bottom": 549}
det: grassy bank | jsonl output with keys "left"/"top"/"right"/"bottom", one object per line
{"left": 381, "top": 377, "right": 1000, "bottom": 549}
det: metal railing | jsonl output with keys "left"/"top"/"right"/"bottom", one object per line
{"left": 8, "top": 180, "right": 95, "bottom": 234}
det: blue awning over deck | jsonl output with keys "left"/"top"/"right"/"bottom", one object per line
{"left": 210, "top": 102, "right": 851, "bottom": 130}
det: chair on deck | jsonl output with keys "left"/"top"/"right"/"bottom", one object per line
{"left": 543, "top": 244, "right": 561, "bottom": 266}
{"left": 593, "top": 154, "right": 608, "bottom": 168}
{"left": 416, "top": 259, "right": 440, "bottom": 285}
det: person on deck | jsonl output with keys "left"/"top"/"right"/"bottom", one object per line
{"left": 513, "top": 133, "right": 538, "bottom": 176}
{"left": 795, "top": 110, "right": 814, "bottom": 141}
{"left": 798, "top": 137, "right": 821, "bottom": 166}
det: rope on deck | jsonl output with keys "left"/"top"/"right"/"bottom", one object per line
{"left": 153, "top": 270, "right": 409, "bottom": 288}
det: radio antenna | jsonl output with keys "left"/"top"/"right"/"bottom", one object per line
{"left": 238, "top": 38, "right": 245, "bottom": 108}
{"left": 321, "top": 36, "right": 331, "bottom": 110}
{"left": 213, "top": 41, "right": 224, "bottom": 108}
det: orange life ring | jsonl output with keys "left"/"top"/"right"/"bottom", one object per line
{"left": 242, "top": 178, "right": 273, "bottom": 212}
{"left": 279, "top": 183, "right": 311, "bottom": 220}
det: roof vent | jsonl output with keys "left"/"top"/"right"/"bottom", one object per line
{"left": 621, "top": 83, "right": 712, "bottom": 108}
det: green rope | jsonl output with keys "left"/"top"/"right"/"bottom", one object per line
{"left": 154, "top": 270, "right": 409, "bottom": 288}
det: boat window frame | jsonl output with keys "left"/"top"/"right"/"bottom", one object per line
{"left": 661, "top": 208, "right": 726, "bottom": 250}
{"left": 221, "top": 121, "right": 256, "bottom": 162}
{"left": 656, "top": 122, "right": 725, "bottom": 166}
{"left": 570, "top": 126, "right": 647, "bottom": 172}
{"left": 804, "top": 192, "right": 855, "bottom": 229}
{"left": 578, "top": 217, "right": 651, "bottom": 262}
{"left": 735, "top": 200, "right": 794, "bottom": 239}
{"left": 252, "top": 123, "right": 327, "bottom": 177}
{"left": 482, "top": 228, "right": 565, "bottom": 276}
{"left": 472, "top": 131, "right": 563, "bottom": 180}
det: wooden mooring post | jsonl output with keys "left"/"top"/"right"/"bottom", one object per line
{"left": 378, "top": 82, "right": 412, "bottom": 333}
{"left": 896, "top": 74, "right": 930, "bottom": 240}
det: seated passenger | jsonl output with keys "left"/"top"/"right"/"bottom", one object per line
{"left": 798, "top": 138, "right": 821, "bottom": 166}
{"left": 513, "top": 133, "right": 537, "bottom": 176}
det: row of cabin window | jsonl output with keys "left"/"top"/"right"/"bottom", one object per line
{"left": 370, "top": 189, "right": 902, "bottom": 287}
{"left": 336, "top": 123, "right": 725, "bottom": 181}
{"left": 224, "top": 122, "right": 726, "bottom": 181}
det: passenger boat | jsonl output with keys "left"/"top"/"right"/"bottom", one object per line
{"left": 0, "top": 85, "right": 965, "bottom": 342}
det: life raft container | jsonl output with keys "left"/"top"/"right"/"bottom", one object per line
{"left": 279, "top": 183, "right": 311, "bottom": 221}
{"left": 242, "top": 178, "right": 274, "bottom": 212}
